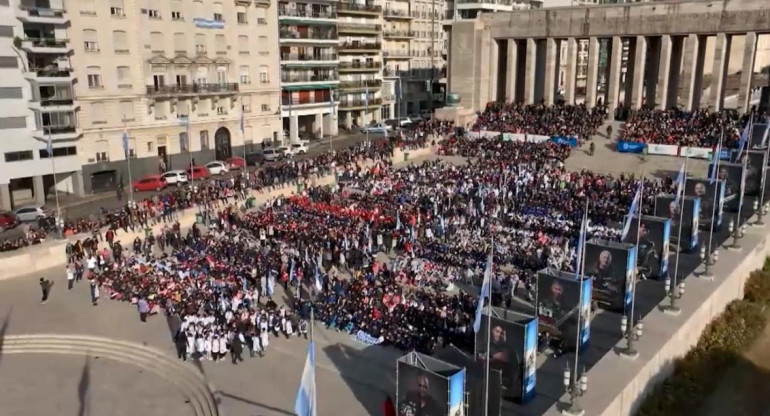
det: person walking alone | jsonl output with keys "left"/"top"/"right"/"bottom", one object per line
{"left": 39, "top": 277, "right": 52, "bottom": 304}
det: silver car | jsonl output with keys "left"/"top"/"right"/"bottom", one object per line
{"left": 14, "top": 205, "right": 50, "bottom": 222}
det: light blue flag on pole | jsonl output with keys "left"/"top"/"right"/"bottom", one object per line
{"left": 735, "top": 122, "right": 750, "bottom": 160}
{"left": 473, "top": 248, "right": 494, "bottom": 333}
{"left": 290, "top": 258, "right": 297, "bottom": 284}
{"left": 710, "top": 135, "right": 723, "bottom": 184}
{"left": 395, "top": 211, "right": 401, "bottom": 230}
{"left": 621, "top": 183, "right": 642, "bottom": 240}
{"left": 122, "top": 131, "right": 129, "bottom": 157}
{"left": 439, "top": 215, "right": 445, "bottom": 235}
{"left": 762, "top": 124, "right": 770, "bottom": 148}
{"left": 294, "top": 341, "right": 317, "bottom": 416}
{"left": 46, "top": 135, "right": 54, "bottom": 156}
{"left": 314, "top": 263, "right": 323, "bottom": 292}
{"left": 329, "top": 88, "right": 335, "bottom": 117}
{"left": 240, "top": 108, "right": 245, "bottom": 135}
{"left": 266, "top": 273, "right": 275, "bottom": 297}
{"left": 364, "top": 86, "right": 369, "bottom": 108}
{"left": 673, "top": 162, "right": 686, "bottom": 210}
{"left": 574, "top": 213, "right": 587, "bottom": 280}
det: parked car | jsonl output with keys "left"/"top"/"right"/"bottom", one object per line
{"left": 187, "top": 165, "right": 211, "bottom": 180}
{"left": 408, "top": 115, "right": 424, "bottom": 123}
{"left": 13, "top": 205, "right": 51, "bottom": 222}
{"left": 132, "top": 175, "right": 167, "bottom": 192}
{"left": 384, "top": 118, "right": 412, "bottom": 129}
{"left": 262, "top": 148, "right": 282, "bottom": 162}
{"left": 289, "top": 143, "right": 308, "bottom": 155}
{"left": 162, "top": 170, "right": 189, "bottom": 186}
{"left": 276, "top": 146, "right": 291, "bottom": 158}
{"left": 225, "top": 156, "right": 246, "bottom": 170}
{"left": 361, "top": 123, "right": 389, "bottom": 135}
{"left": 0, "top": 211, "right": 19, "bottom": 231}
{"left": 205, "top": 161, "right": 230, "bottom": 175}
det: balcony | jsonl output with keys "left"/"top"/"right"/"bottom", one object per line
{"left": 278, "top": 8, "right": 337, "bottom": 23}
{"left": 382, "top": 30, "right": 415, "bottom": 40}
{"left": 337, "top": 23, "right": 381, "bottom": 35}
{"left": 339, "top": 42, "right": 381, "bottom": 53}
{"left": 280, "top": 53, "right": 339, "bottom": 66}
{"left": 146, "top": 83, "right": 239, "bottom": 97}
{"left": 339, "top": 97, "right": 382, "bottom": 109}
{"left": 254, "top": 0, "right": 271, "bottom": 6}
{"left": 21, "top": 37, "right": 72, "bottom": 54}
{"left": 339, "top": 79, "right": 382, "bottom": 91}
{"left": 382, "top": 94, "right": 396, "bottom": 102}
{"left": 456, "top": 0, "right": 514, "bottom": 11}
{"left": 339, "top": 61, "right": 382, "bottom": 72}
{"left": 336, "top": 2, "right": 382, "bottom": 15}
{"left": 281, "top": 96, "right": 336, "bottom": 110}
{"left": 281, "top": 74, "right": 339, "bottom": 89}
{"left": 383, "top": 51, "right": 411, "bottom": 60}
{"left": 279, "top": 27, "right": 338, "bottom": 44}
{"left": 29, "top": 98, "right": 78, "bottom": 112}
{"left": 24, "top": 67, "right": 75, "bottom": 83}
{"left": 34, "top": 125, "right": 83, "bottom": 141}
{"left": 16, "top": 6, "right": 69, "bottom": 24}
{"left": 383, "top": 9, "right": 413, "bottom": 20}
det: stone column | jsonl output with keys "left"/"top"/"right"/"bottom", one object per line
{"left": 564, "top": 38, "right": 578, "bottom": 105}
{"left": 606, "top": 36, "right": 623, "bottom": 110}
{"left": 524, "top": 38, "right": 537, "bottom": 104}
{"left": 585, "top": 37, "right": 600, "bottom": 108}
{"left": 679, "top": 34, "right": 705, "bottom": 110}
{"left": 488, "top": 39, "right": 499, "bottom": 103}
{"left": 314, "top": 113, "right": 324, "bottom": 138}
{"left": 71, "top": 170, "right": 85, "bottom": 197}
{"left": 33, "top": 175, "right": 45, "bottom": 205}
{"left": 544, "top": 38, "right": 558, "bottom": 105}
{"left": 624, "top": 38, "right": 637, "bottom": 106}
{"left": 656, "top": 35, "right": 673, "bottom": 110}
{"left": 738, "top": 32, "right": 758, "bottom": 113}
{"left": 290, "top": 115, "right": 299, "bottom": 142}
{"left": 0, "top": 183, "right": 11, "bottom": 211}
{"left": 708, "top": 32, "right": 731, "bottom": 112}
{"left": 631, "top": 35, "right": 647, "bottom": 108}
{"left": 505, "top": 39, "right": 518, "bottom": 103}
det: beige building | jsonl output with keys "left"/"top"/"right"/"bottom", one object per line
{"left": 70, "top": 0, "right": 281, "bottom": 193}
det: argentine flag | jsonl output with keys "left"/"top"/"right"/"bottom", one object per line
{"left": 294, "top": 341, "right": 317, "bottom": 416}
{"left": 473, "top": 249, "right": 494, "bottom": 333}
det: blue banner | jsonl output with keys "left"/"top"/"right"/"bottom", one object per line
{"left": 661, "top": 218, "right": 671, "bottom": 277}
{"left": 624, "top": 245, "right": 637, "bottom": 311}
{"left": 448, "top": 369, "right": 466, "bottom": 416}
{"left": 193, "top": 18, "right": 225, "bottom": 29}
{"left": 691, "top": 197, "right": 701, "bottom": 248}
{"left": 551, "top": 136, "right": 579, "bottom": 147}
{"left": 522, "top": 318, "right": 538, "bottom": 403}
{"left": 617, "top": 140, "right": 646, "bottom": 153}
{"left": 717, "top": 180, "right": 726, "bottom": 227}
{"left": 579, "top": 278, "right": 592, "bottom": 351}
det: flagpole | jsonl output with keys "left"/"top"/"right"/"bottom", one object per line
{"left": 573, "top": 203, "right": 588, "bottom": 392}
{"left": 364, "top": 86, "right": 370, "bottom": 146}
{"left": 707, "top": 131, "right": 723, "bottom": 260}
{"left": 240, "top": 96, "right": 247, "bottom": 165}
{"left": 124, "top": 116, "right": 134, "bottom": 203}
{"left": 668, "top": 156, "right": 688, "bottom": 312}
{"left": 736, "top": 149, "right": 748, "bottom": 229}
{"left": 187, "top": 119, "right": 193, "bottom": 188}
{"left": 483, "top": 233, "right": 494, "bottom": 416}
{"left": 48, "top": 131, "right": 62, "bottom": 226}
{"left": 629, "top": 173, "right": 643, "bottom": 328}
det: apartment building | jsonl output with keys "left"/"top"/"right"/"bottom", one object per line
{"left": 278, "top": 0, "right": 339, "bottom": 140}
{"left": 70, "top": 0, "right": 281, "bottom": 194}
{"left": 0, "top": 0, "right": 81, "bottom": 210}
{"left": 337, "top": 0, "right": 384, "bottom": 129}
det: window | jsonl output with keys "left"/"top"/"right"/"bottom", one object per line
{"left": 112, "top": 30, "right": 128, "bottom": 53}
{"left": 39, "top": 146, "right": 77, "bottom": 159}
{"left": 4, "top": 151, "right": 33, "bottom": 162}
{"left": 215, "top": 34, "right": 226, "bottom": 54}
{"left": 91, "top": 102, "right": 106, "bottom": 124}
{"left": 195, "top": 33, "right": 206, "bottom": 54}
{"left": 239, "top": 66, "right": 250, "bottom": 84}
{"left": 150, "top": 32, "right": 164, "bottom": 54}
{"left": 117, "top": 66, "right": 131, "bottom": 88}
{"left": 110, "top": 0, "right": 125, "bottom": 16}
{"left": 96, "top": 151, "right": 109, "bottom": 162}
{"left": 261, "top": 104, "right": 270, "bottom": 112}
{"left": 119, "top": 101, "right": 134, "bottom": 121}
{"left": 242, "top": 96, "right": 251, "bottom": 113}
{"left": 171, "top": 0, "right": 182, "bottom": 20}
{"left": 177, "top": 101, "right": 190, "bottom": 119}
{"left": 216, "top": 105, "right": 227, "bottom": 115}
{"left": 172, "top": 11, "right": 182, "bottom": 20}
{"left": 259, "top": 65, "right": 269, "bottom": 83}
{"left": 237, "top": 6, "right": 247, "bottom": 23}
{"left": 174, "top": 32, "right": 185, "bottom": 53}
{"left": 83, "top": 29, "right": 99, "bottom": 52}
{"left": 179, "top": 132, "right": 188, "bottom": 152}
{"left": 155, "top": 101, "right": 168, "bottom": 120}
{"left": 81, "top": 0, "right": 96, "bottom": 15}
{"left": 213, "top": 2, "right": 223, "bottom": 21}
{"left": 238, "top": 35, "right": 248, "bottom": 54}
{"left": 147, "top": 9, "right": 160, "bottom": 19}
{"left": 0, "top": 117, "right": 26, "bottom": 129}
{"left": 258, "top": 36, "right": 268, "bottom": 55}
{"left": 87, "top": 66, "right": 102, "bottom": 88}
{"left": 200, "top": 130, "right": 209, "bottom": 150}
{"left": 256, "top": 8, "right": 266, "bottom": 24}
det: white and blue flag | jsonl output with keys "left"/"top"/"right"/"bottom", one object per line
{"left": 673, "top": 162, "right": 686, "bottom": 210}
{"left": 294, "top": 341, "right": 317, "bottom": 416}
{"left": 473, "top": 248, "right": 494, "bottom": 333}
{"left": 736, "top": 122, "right": 750, "bottom": 159}
{"left": 621, "top": 183, "right": 642, "bottom": 240}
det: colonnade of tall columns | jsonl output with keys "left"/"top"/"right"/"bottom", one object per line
{"left": 493, "top": 32, "right": 760, "bottom": 112}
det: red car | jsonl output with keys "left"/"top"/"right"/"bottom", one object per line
{"left": 226, "top": 156, "right": 246, "bottom": 170}
{"left": 0, "top": 211, "right": 18, "bottom": 231}
{"left": 132, "top": 175, "right": 167, "bottom": 192}
{"left": 187, "top": 165, "right": 210, "bottom": 180}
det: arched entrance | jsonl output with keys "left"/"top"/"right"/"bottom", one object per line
{"left": 214, "top": 127, "right": 232, "bottom": 161}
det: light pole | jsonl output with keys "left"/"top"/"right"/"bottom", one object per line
{"left": 562, "top": 365, "right": 588, "bottom": 416}
{"left": 619, "top": 315, "right": 643, "bottom": 359}
{"left": 662, "top": 277, "right": 685, "bottom": 315}
{"left": 725, "top": 219, "right": 742, "bottom": 251}
{"left": 700, "top": 245, "right": 718, "bottom": 280}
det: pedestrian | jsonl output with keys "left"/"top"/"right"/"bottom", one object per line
{"left": 66, "top": 264, "right": 75, "bottom": 290}
{"left": 137, "top": 297, "right": 150, "bottom": 322}
{"left": 39, "top": 277, "right": 52, "bottom": 304}
{"left": 89, "top": 279, "right": 100, "bottom": 306}
{"left": 230, "top": 332, "right": 244, "bottom": 365}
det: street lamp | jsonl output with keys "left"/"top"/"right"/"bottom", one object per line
{"left": 726, "top": 219, "right": 741, "bottom": 251}
{"left": 562, "top": 366, "right": 588, "bottom": 416}
{"left": 662, "top": 277, "right": 685, "bottom": 315}
{"left": 699, "top": 246, "right": 713, "bottom": 279}
{"left": 619, "top": 315, "right": 643, "bottom": 359}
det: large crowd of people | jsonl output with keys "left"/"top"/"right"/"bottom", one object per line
{"left": 620, "top": 108, "right": 744, "bottom": 147}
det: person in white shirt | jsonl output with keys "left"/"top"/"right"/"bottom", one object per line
{"left": 66, "top": 265, "right": 75, "bottom": 290}
{"left": 86, "top": 256, "right": 97, "bottom": 276}
{"left": 211, "top": 334, "right": 221, "bottom": 362}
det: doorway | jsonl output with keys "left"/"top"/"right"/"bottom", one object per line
{"left": 214, "top": 127, "right": 232, "bottom": 161}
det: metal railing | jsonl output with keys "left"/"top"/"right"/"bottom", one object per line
{"left": 383, "top": 9, "right": 411, "bottom": 18}
{"left": 383, "top": 51, "right": 410, "bottom": 58}
{"left": 339, "top": 97, "right": 382, "bottom": 107}
{"left": 279, "top": 27, "right": 338, "bottom": 40}
{"left": 24, "top": 37, "right": 69, "bottom": 48}
{"left": 29, "top": 68, "right": 73, "bottom": 78}
{"left": 281, "top": 53, "right": 338, "bottom": 61}
{"left": 39, "top": 98, "right": 75, "bottom": 106}
{"left": 339, "top": 79, "right": 382, "bottom": 89}
{"left": 278, "top": 8, "right": 336, "bottom": 19}
{"left": 146, "top": 83, "right": 238, "bottom": 96}
{"left": 339, "top": 61, "right": 382, "bottom": 70}
{"left": 382, "top": 94, "right": 396, "bottom": 101}
{"left": 19, "top": 6, "right": 66, "bottom": 18}
{"left": 337, "top": 2, "right": 382, "bottom": 13}
{"left": 282, "top": 96, "right": 335, "bottom": 106}
{"left": 43, "top": 125, "right": 78, "bottom": 135}
{"left": 339, "top": 42, "right": 381, "bottom": 50}
{"left": 382, "top": 30, "right": 415, "bottom": 38}
{"left": 337, "top": 23, "right": 381, "bottom": 33}
{"left": 457, "top": 0, "right": 513, "bottom": 4}
{"left": 281, "top": 73, "right": 338, "bottom": 83}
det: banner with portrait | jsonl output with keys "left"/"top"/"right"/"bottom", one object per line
{"left": 473, "top": 309, "right": 533, "bottom": 403}
{"left": 584, "top": 240, "right": 636, "bottom": 312}
{"left": 522, "top": 318, "right": 538, "bottom": 402}
{"left": 397, "top": 352, "right": 458, "bottom": 416}
{"left": 654, "top": 195, "right": 700, "bottom": 251}
{"left": 685, "top": 178, "right": 726, "bottom": 230}
{"left": 709, "top": 161, "right": 745, "bottom": 211}
{"left": 749, "top": 123, "right": 769, "bottom": 149}
{"left": 622, "top": 215, "right": 671, "bottom": 279}
{"left": 431, "top": 346, "right": 501, "bottom": 416}
{"left": 731, "top": 149, "right": 768, "bottom": 197}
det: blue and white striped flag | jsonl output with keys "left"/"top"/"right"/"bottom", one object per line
{"left": 122, "top": 131, "right": 129, "bottom": 157}
{"left": 439, "top": 215, "right": 445, "bottom": 234}
{"left": 314, "top": 263, "right": 323, "bottom": 292}
{"left": 364, "top": 87, "right": 369, "bottom": 108}
{"left": 574, "top": 212, "right": 587, "bottom": 280}
{"left": 710, "top": 135, "right": 723, "bottom": 184}
{"left": 240, "top": 107, "right": 245, "bottom": 135}
{"left": 46, "top": 135, "right": 54, "bottom": 156}
{"left": 294, "top": 341, "right": 317, "bottom": 416}
{"left": 290, "top": 258, "right": 296, "bottom": 284}
{"left": 395, "top": 211, "right": 401, "bottom": 230}
{"left": 673, "top": 162, "right": 686, "bottom": 210}
{"left": 621, "top": 183, "right": 642, "bottom": 240}
{"left": 473, "top": 248, "right": 494, "bottom": 333}
{"left": 329, "top": 88, "right": 335, "bottom": 118}
{"left": 736, "top": 122, "right": 750, "bottom": 160}
{"left": 266, "top": 274, "right": 275, "bottom": 297}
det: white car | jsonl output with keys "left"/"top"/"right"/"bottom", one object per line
{"left": 205, "top": 161, "right": 230, "bottom": 175}
{"left": 262, "top": 148, "right": 282, "bottom": 162}
{"left": 14, "top": 205, "right": 49, "bottom": 222}
{"left": 162, "top": 170, "right": 189, "bottom": 186}
{"left": 290, "top": 143, "right": 308, "bottom": 155}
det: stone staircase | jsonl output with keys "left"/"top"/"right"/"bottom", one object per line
{"left": 0, "top": 334, "right": 219, "bottom": 416}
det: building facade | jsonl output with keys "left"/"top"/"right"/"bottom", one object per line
{"left": 70, "top": 0, "right": 281, "bottom": 195}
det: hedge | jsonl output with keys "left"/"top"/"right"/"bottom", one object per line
{"left": 635, "top": 263, "right": 770, "bottom": 416}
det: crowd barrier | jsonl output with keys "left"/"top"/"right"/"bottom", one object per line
{"left": 466, "top": 131, "right": 579, "bottom": 147}
{"left": 0, "top": 145, "right": 436, "bottom": 282}
{"left": 620, "top": 141, "right": 736, "bottom": 160}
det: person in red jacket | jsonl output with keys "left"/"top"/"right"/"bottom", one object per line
{"left": 382, "top": 395, "right": 396, "bottom": 416}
